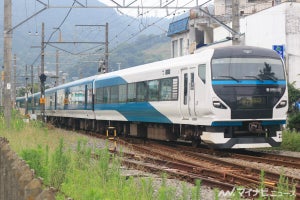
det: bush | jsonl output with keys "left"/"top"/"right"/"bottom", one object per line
{"left": 21, "top": 145, "right": 48, "bottom": 179}
{"left": 49, "top": 138, "right": 69, "bottom": 189}
{"left": 281, "top": 130, "right": 300, "bottom": 151}
{"left": 288, "top": 113, "right": 300, "bottom": 132}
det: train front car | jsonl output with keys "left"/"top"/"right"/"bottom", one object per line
{"left": 202, "top": 46, "right": 288, "bottom": 148}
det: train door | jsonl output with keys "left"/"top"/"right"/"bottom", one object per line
{"left": 180, "top": 67, "right": 197, "bottom": 120}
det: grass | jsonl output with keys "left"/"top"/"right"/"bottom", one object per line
{"left": 279, "top": 130, "right": 300, "bottom": 151}
{"left": 0, "top": 112, "right": 202, "bottom": 199}
{"left": 0, "top": 111, "right": 298, "bottom": 199}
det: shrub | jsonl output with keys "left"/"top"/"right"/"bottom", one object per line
{"left": 281, "top": 130, "right": 300, "bottom": 151}
{"left": 21, "top": 145, "right": 48, "bottom": 179}
{"left": 287, "top": 113, "right": 300, "bottom": 132}
{"left": 49, "top": 138, "right": 69, "bottom": 189}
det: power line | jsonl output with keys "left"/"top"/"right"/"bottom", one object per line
{"left": 30, "top": 0, "right": 77, "bottom": 66}
{"left": 109, "top": 0, "right": 194, "bottom": 53}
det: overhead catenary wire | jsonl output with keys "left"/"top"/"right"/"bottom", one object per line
{"left": 109, "top": 0, "right": 194, "bottom": 53}
{"left": 30, "top": 0, "right": 77, "bottom": 66}
{"left": 23, "top": 0, "right": 199, "bottom": 76}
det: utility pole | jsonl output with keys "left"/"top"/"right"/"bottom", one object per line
{"left": 55, "top": 29, "right": 62, "bottom": 86}
{"left": 39, "top": 22, "right": 46, "bottom": 122}
{"left": 232, "top": 0, "right": 240, "bottom": 45}
{"left": 3, "top": 0, "right": 12, "bottom": 127}
{"left": 1, "top": 67, "right": 3, "bottom": 107}
{"left": 97, "top": 23, "right": 109, "bottom": 74}
{"left": 55, "top": 51, "right": 59, "bottom": 86}
{"left": 31, "top": 65, "right": 35, "bottom": 114}
{"left": 105, "top": 23, "right": 109, "bottom": 73}
{"left": 12, "top": 54, "right": 16, "bottom": 108}
{"left": 25, "top": 65, "right": 28, "bottom": 115}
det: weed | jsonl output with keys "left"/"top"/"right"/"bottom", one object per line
{"left": 192, "top": 179, "right": 201, "bottom": 200}
{"left": 49, "top": 138, "right": 69, "bottom": 189}
{"left": 213, "top": 188, "right": 220, "bottom": 200}
{"left": 273, "top": 172, "right": 296, "bottom": 200}
{"left": 20, "top": 145, "right": 48, "bottom": 179}
{"left": 181, "top": 182, "right": 189, "bottom": 200}
{"left": 157, "top": 173, "right": 176, "bottom": 200}
{"left": 280, "top": 130, "right": 300, "bottom": 151}
{"left": 141, "top": 177, "right": 155, "bottom": 200}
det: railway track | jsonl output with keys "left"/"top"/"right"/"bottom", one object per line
{"left": 172, "top": 144, "right": 300, "bottom": 170}
{"left": 67, "top": 131, "right": 300, "bottom": 199}
{"left": 227, "top": 149, "right": 300, "bottom": 169}
{"left": 114, "top": 139, "right": 300, "bottom": 199}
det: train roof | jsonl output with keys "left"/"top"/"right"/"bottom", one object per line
{"left": 45, "top": 74, "right": 99, "bottom": 93}
{"left": 94, "top": 48, "right": 215, "bottom": 81}
{"left": 212, "top": 45, "right": 282, "bottom": 59}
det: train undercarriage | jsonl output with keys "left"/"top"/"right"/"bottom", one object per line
{"left": 46, "top": 116, "right": 202, "bottom": 146}
{"left": 46, "top": 116, "right": 282, "bottom": 149}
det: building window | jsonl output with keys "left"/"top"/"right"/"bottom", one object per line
{"left": 172, "top": 40, "right": 178, "bottom": 58}
{"left": 179, "top": 38, "right": 184, "bottom": 56}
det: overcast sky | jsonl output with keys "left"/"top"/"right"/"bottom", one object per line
{"left": 98, "top": 0, "right": 212, "bottom": 17}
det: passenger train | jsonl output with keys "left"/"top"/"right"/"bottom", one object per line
{"left": 16, "top": 45, "right": 288, "bottom": 148}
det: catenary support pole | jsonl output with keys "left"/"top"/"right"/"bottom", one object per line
{"left": 3, "top": 0, "right": 12, "bottom": 127}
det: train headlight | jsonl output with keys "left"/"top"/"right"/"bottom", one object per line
{"left": 276, "top": 100, "right": 287, "bottom": 108}
{"left": 213, "top": 101, "right": 227, "bottom": 109}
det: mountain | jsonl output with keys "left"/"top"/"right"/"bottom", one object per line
{"left": 0, "top": 0, "right": 172, "bottom": 83}
{"left": 69, "top": 34, "right": 170, "bottom": 79}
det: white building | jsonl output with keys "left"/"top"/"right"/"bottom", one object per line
{"left": 168, "top": 0, "right": 300, "bottom": 87}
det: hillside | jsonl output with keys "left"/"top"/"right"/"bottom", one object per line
{"left": 68, "top": 34, "right": 171, "bottom": 79}
{"left": 0, "top": 0, "right": 172, "bottom": 84}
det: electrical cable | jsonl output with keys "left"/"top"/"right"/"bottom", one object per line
{"left": 30, "top": 0, "right": 76, "bottom": 66}
{"left": 109, "top": 0, "right": 194, "bottom": 53}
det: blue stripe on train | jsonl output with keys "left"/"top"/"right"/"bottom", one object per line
{"left": 94, "top": 102, "right": 172, "bottom": 123}
{"left": 212, "top": 80, "right": 286, "bottom": 85}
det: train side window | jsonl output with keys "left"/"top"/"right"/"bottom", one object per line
{"left": 184, "top": 73, "right": 188, "bottom": 105}
{"left": 87, "top": 83, "right": 93, "bottom": 105}
{"left": 103, "top": 87, "right": 110, "bottom": 104}
{"left": 160, "top": 78, "right": 172, "bottom": 101}
{"left": 119, "top": 84, "right": 127, "bottom": 103}
{"left": 127, "top": 83, "right": 136, "bottom": 102}
{"left": 95, "top": 87, "right": 104, "bottom": 104}
{"left": 198, "top": 64, "right": 206, "bottom": 83}
{"left": 148, "top": 80, "right": 159, "bottom": 101}
{"left": 69, "top": 85, "right": 85, "bottom": 105}
{"left": 110, "top": 85, "right": 119, "bottom": 103}
{"left": 137, "top": 82, "right": 147, "bottom": 102}
{"left": 57, "top": 89, "right": 65, "bottom": 109}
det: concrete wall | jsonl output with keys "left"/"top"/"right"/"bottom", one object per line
{"left": 0, "top": 137, "right": 55, "bottom": 200}
{"left": 286, "top": 3, "right": 300, "bottom": 87}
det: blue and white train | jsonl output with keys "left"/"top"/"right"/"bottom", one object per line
{"left": 16, "top": 46, "right": 288, "bottom": 148}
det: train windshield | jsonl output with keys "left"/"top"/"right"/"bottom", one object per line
{"left": 211, "top": 58, "right": 285, "bottom": 81}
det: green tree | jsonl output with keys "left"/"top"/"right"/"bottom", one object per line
{"left": 288, "top": 82, "right": 300, "bottom": 112}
